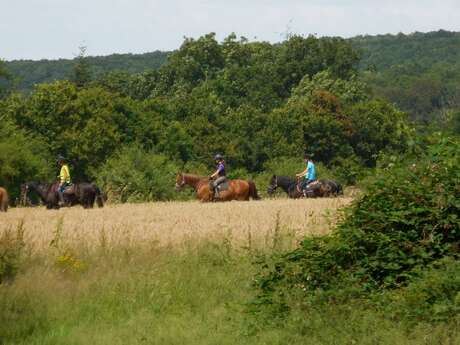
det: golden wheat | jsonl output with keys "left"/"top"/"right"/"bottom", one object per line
{"left": 1, "top": 198, "right": 352, "bottom": 253}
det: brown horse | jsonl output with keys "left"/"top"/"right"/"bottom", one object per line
{"left": 175, "top": 173, "right": 260, "bottom": 202}
{"left": 0, "top": 187, "right": 9, "bottom": 212}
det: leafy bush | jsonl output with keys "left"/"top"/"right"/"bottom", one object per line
{"left": 254, "top": 137, "right": 460, "bottom": 315}
{"left": 0, "top": 117, "right": 52, "bottom": 201}
{"left": 379, "top": 257, "right": 460, "bottom": 323}
{"left": 96, "top": 145, "right": 179, "bottom": 203}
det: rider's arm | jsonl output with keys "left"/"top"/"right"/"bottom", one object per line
{"left": 296, "top": 168, "right": 308, "bottom": 178}
{"left": 211, "top": 163, "right": 224, "bottom": 179}
{"left": 210, "top": 169, "right": 220, "bottom": 179}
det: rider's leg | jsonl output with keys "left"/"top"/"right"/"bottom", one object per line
{"left": 214, "top": 176, "right": 226, "bottom": 188}
{"left": 301, "top": 179, "right": 308, "bottom": 197}
{"left": 58, "top": 185, "right": 65, "bottom": 206}
{"left": 213, "top": 176, "right": 226, "bottom": 196}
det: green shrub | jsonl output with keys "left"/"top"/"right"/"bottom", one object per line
{"left": 254, "top": 137, "right": 460, "bottom": 316}
{"left": 96, "top": 145, "right": 179, "bottom": 203}
{"left": 379, "top": 257, "right": 460, "bottom": 323}
{"left": 0, "top": 117, "right": 52, "bottom": 201}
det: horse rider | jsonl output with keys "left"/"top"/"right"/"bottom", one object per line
{"left": 209, "top": 153, "right": 227, "bottom": 196}
{"left": 57, "top": 155, "right": 71, "bottom": 206}
{"left": 296, "top": 153, "right": 317, "bottom": 196}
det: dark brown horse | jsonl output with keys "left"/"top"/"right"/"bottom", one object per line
{"left": 21, "top": 181, "right": 104, "bottom": 209}
{"left": 267, "top": 175, "right": 343, "bottom": 199}
{"left": 0, "top": 187, "right": 8, "bottom": 212}
{"left": 175, "top": 173, "right": 260, "bottom": 202}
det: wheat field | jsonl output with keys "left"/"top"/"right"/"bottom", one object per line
{"left": 1, "top": 197, "right": 352, "bottom": 253}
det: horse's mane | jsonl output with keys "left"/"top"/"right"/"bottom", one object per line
{"left": 276, "top": 175, "right": 297, "bottom": 186}
{"left": 182, "top": 173, "right": 207, "bottom": 180}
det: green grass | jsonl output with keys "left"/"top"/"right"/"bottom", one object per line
{"left": 1, "top": 239, "right": 459, "bottom": 345}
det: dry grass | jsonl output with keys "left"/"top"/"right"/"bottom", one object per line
{"left": 1, "top": 198, "right": 352, "bottom": 254}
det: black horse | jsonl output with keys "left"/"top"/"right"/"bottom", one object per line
{"left": 21, "top": 181, "right": 104, "bottom": 209}
{"left": 267, "top": 175, "right": 343, "bottom": 199}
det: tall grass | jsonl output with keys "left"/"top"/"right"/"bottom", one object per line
{"left": 1, "top": 199, "right": 458, "bottom": 344}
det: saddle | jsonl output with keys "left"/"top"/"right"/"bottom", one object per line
{"left": 211, "top": 180, "right": 230, "bottom": 198}
{"left": 296, "top": 180, "right": 320, "bottom": 195}
{"left": 62, "top": 184, "right": 76, "bottom": 195}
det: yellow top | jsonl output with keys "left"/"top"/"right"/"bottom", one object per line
{"left": 59, "top": 164, "right": 71, "bottom": 184}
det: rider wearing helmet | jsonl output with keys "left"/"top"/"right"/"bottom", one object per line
{"left": 57, "top": 155, "right": 71, "bottom": 206}
{"left": 209, "top": 153, "right": 227, "bottom": 195}
{"left": 296, "top": 153, "right": 316, "bottom": 196}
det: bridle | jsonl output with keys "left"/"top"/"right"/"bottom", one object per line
{"left": 176, "top": 173, "right": 186, "bottom": 189}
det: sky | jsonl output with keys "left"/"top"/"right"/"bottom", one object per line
{"left": 1, "top": 0, "right": 459, "bottom": 61}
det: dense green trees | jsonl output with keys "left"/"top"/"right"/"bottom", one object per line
{"left": 0, "top": 33, "right": 419, "bottom": 202}
{"left": 0, "top": 117, "right": 51, "bottom": 199}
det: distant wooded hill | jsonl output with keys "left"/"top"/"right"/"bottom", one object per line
{"left": 351, "top": 30, "right": 460, "bottom": 71}
{"left": 351, "top": 30, "right": 460, "bottom": 122}
{"left": 5, "top": 51, "right": 170, "bottom": 92}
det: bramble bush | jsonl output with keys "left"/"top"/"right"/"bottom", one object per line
{"left": 254, "top": 136, "right": 460, "bottom": 320}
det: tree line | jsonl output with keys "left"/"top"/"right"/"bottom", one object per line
{"left": 1, "top": 32, "right": 458, "bottom": 202}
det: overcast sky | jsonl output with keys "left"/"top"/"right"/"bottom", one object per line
{"left": 1, "top": 0, "right": 459, "bottom": 61}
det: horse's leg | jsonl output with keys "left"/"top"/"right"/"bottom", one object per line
{"left": 197, "top": 186, "right": 210, "bottom": 202}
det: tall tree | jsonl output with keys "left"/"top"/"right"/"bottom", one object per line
{"left": 71, "top": 46, "right": 92, "bottom": 87}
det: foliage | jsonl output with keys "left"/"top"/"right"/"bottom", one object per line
{"left": 290, "top": 70, "right": 369, "bottom": 105}
{"left": 96, "top": 145, "right": 179, "bottom": 202}
{"left": 254, "top": 137, "right": 460, "bottom": 315}
{"left": 0, "top": 116, "right": 52, "bottom": 201}
{"left": 2, "top": 82, "right": 155, "bottom": 179}
{"left": 0, "top": 33, "right": 416, "bottom": 202}
{"left": 379, "top": 257, "right": 460, "bottom": 323}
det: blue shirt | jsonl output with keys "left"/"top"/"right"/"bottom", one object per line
{"left": 306, "top": 161, "right": 316, "bottom": 181}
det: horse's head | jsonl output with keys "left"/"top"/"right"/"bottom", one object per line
{"left": 20, "top": 182, "right": 37, "bottom": 206}
{"left": 267, "top": 175, "right": 278, "bottom": 195}
{"left": 175, "top": 172, "right": 185, "bottom": 191}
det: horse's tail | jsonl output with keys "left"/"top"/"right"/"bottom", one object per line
{"left": 0, "top": 188, "right": 8, "bottom": 212}
{"left": 93, "top": 184, "right": 105, "bottom": 208}
{"left": 337, "top": 182, "right": 344, "bottom": 196}
{"left": 248, "top": 181, "right": 260, "bottom": 200}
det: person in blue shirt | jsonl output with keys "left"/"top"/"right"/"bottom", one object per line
{"left": 296, "top": 153, "right": 317, "bottom": 196}
{"left": 209, "top": 153, "right": 227, "bottom": 195}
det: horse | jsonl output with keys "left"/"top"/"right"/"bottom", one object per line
{"left": 267, "top": 175, "right": 343, "bottom": 199}
{"left": 0, "top": 187, "right": 9, "bottom": 212}
{"left": 21, "top": 181, "right": 104, "bottom": 209}
{"left": 175, "top": 172, "right": 260, "bottom": 202}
